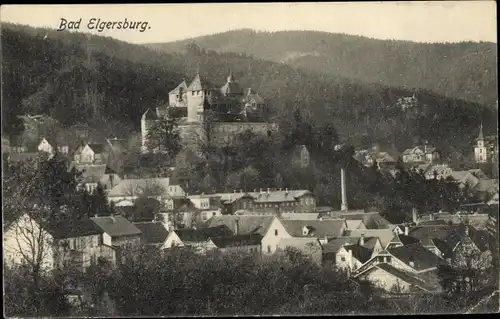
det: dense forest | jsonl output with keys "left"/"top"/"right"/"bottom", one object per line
{"left": 2, "top": 23, "right": 497, "bottom": 155}
{"left": 146, "top": 29, "right": 498, "bottom": 106}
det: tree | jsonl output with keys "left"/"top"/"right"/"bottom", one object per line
{"left": 145, "top": 117, "right": 181, "bottom": 159}
{"left": 89, "top": 182, "right": 114, "bottom": 217}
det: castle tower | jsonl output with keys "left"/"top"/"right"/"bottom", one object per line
{"left": 186, "top": 73, "right": 209, "bottom": 122}
{"left": 474, "top": 123, "right": 487, "bottom": 163}
{"left": 168, "top": 80, "right": 188, "bottom": 108}
{"left": 141, "top": 109, "right": 158, "bottom": 153}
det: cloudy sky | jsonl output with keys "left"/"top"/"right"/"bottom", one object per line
{"left": 1, "top": 2, "right": 497, "bottom": 44}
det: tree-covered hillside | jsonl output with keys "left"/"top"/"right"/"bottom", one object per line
{"left": 2, "top": 23, "right": 497, "bottom": 155}
{"left": 146, "top": 29, "right": 498, "bottom": 106}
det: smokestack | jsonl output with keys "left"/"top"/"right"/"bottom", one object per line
{"left": 412, "top": 208, "right": 418, "bottom": 225}
{"left": 341, "top": 168, "right": 348, "bottom": 211}
{"left": 360, "top": 233, "right": 365, "bottom": 246}
{"left": 348, "top": 249, "right": 353, "bottom": 269}
{"left": 404, "top": 226, "right": 409, "bottom": 236}
{"left": 234, "top": 219, "right": 239, "bottom": 235}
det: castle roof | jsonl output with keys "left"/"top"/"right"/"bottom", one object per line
{"left": 169, "top": 81, "right": 188, "bottom": 95}
{"left": 187, "top": 73, "right": 211, "bottom": 91}
{"left": 243, "top": 88, "right": 265, "bottom": 104}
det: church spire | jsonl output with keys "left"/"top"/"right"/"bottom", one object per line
{"left": 479, "top": 122, "right": 484, "bottom": 140}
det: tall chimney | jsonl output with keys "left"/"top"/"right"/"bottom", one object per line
{"left": 360, "top": 233, "right": 365, "bottom": 246}
{"left": 348, "top": 249, "right": 353, "bottom": 270}
{"left": 234, "top": 219, "right": 239, "bottom": 235}
{"left": 341, "top": 168, "right": 348, "bottom": 211}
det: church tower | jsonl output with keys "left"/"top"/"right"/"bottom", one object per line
{"left": 474, "top": 123, "right": 487, "bottom": 163}
{"left": 186, "top": 73, "right": 210, "bottom": 123}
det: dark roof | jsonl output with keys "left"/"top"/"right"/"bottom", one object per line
{"left": 173, "top": 198, "right": 201, "bottom": 213}
{"left": 345, "top": 244, "right": 373, "bottom": 263}
{"left": 175, "top": 225, "right": 233, "bottom": 242}
{"left": 211, "top": 234, "right": 262, "bottom": 248}
{"left": 375, "top": 264, "right": 442, "bottom": 292}
{"left": 466, "top": 227, "right": 490, "bottom": 252}
{"left": 388, "top": 243, "right": 444, "bottom": 271}
{"left": 91, "top": 215, "right": 142, "bottom": 237}
{"left": 134, "top": 222, "right": 169, "bottom": 244}
{"left": 418, "top": 220, "right": 449, "bottom": 226}
{"left": 49, "top": 219, "right": 104, "bottom": 239}
{"left": 342, "top": 212, "right": 393, "bottom": 229}
{"left": 205, "top": 215, "right": 275, "bottom": 237}
{"left": 73, "top": 164, "right": 108, "bottom": 183}
{"left": 398, "top": 234, "right": 420, "bottom": 246}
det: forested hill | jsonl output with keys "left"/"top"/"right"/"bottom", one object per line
{"left": 146, "top": 29, "right": 498, "bottom": 106}
{"left": 2, "top": 23, "right": 496, "bottom": 155}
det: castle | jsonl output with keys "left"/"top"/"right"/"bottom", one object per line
{"left": 141, "top": 72, "right": 278, "bottom": 152}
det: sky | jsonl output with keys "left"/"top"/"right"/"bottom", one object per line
{"left": 1, "top": 2, "right": 497, "bottom": 44}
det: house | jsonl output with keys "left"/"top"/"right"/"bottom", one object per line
{"left": 133, "top": 221, "right": 170, "bottom": 247}
{"left": 4, "top": 213, "right": 55, "bottom": 270}
{"left": 353, "top": 149, "right": 396, "bottom": 168}
{"left": 211, "top": 234, "right": 262, "bottom": 254}
{"left": 289, "top": 144, "right": 310, "bottom": 168}
{"left": 424, "top": 164, "right": 453, "bottom": 180}
{"left": 471, "top": 178, "right": 499, "bottom": 202}
{"left": 204, "top": 215, "right": 292, "bottom": 254}
{"left": 73, "top": 143, "right": 108, "bottom": 165}
{"left": 90, "top": 215, "right": 142, "bottom": 249}
{"left": 276, "top": 237, "right": 323, "bottom": 265}
{"left": 163, "top": 225, "right": 233, "bottom": 253}
{"left": 187, "top": 194, "right": 224, "bottom": 224}
{"left": 352, "top": 243, "right": 445, "bottom": 293}
{"left": 210, "top": 188, "right": 316, "bottom": 214}
{"left": 51, "top": 219, "right": 117, "bottom": 271}
{"left": 107, "top": 178, "right": 184, "bottom": 206}
{"left": 247, "top": 189, "right": 316, "bottom": 213}
{"left": 280, "top": 219, "right": 347, "bottom": 244}
{"left": 2, "top": 136, "right": 10, "bottom": 154}
{"left": 401, "top": 146, "right": 440, "bottom": 164}
{"left": 323, "top": 235, "right": 384, "bottom": 271}
{"left": 166, "top": 197, "right": 202, "bottom": 228}
{"left": 71, "top": 164, "right": 121, "bottom": 193}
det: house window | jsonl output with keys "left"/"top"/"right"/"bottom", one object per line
{"left": 201, "top": 212, "right": 207, "bottom": 220}
{"left": 213, "top": 212, "right": 216, "bottom": 216}
{"left": 341, "top": 257, "right": 346, "bottom": 262}
{"left": 275, "top": 229, "right": 278, "bottom": 236}
{"left": 267, "top": 245, "right": 271, "bottom": 253}
{"left": 387, "top": 257, "right": 392, "bottom": 263}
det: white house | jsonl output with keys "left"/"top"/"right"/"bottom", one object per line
{"left": 4, "top": 214, "right": 55, "bottom": 270}
{"left": 38, "top": 138, "right": 55, "bottom": 156}
{"left": 204, "top": 215, "right": 292, "bottom": 254}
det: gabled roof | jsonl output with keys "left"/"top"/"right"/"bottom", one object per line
{"left": 472, "top": 179, "right": 498, "bottom": 193}
{"left": 344, "top": 229, "right": 397, "bottom": 248}
{"left": 134, "top": 222, "right": 169, "bottom": 244}
{"left": 388, "top": 243, "right": 444, "bottom": 271}
{"left": 398, "top": 234, "right": 421, "bottom": 246}
{"left": 107, "top": 178, "right": 172, "bottom": 197}
{"left": 49, "top": 219, "right": 104, "bottom": 239}
{"left": 172, "top": 198, "right": 201, "bottom": 213}
{"left": 205, "top": 215, "right": 276, "bottom": 237}
{"left": 375, "top": 263, "right": 442, "bottom": 292}
{"left": 247, "top": 189, "right": 313, "bottom": 203}
{"left": 169, "top": 80, "right": 188, "bottom": 95}
{"left": 175, "top": 225, "right": 233, "bottom": 242}
{"left": 91, "top": 215, "right": 142, "bottom": 237}
{"left": 344, "top": 244, "right": 372, "bottom": 263}
{"left": 211, "top": 233, "right": 262, "bottom": 248}
{"left": 336, "top": 212, "right": 393, "bottom": 229}
{"left": 281, "top": 219, "right": 345, "bottom": 238}
{"left": 187, "top": 73, "right": 211, "bottom": 91}
{"left": 323, "top": 237, "right": 353, "bottom": 254}
{"left": 220, "top": 81, "right": 242, "bottom": 96}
